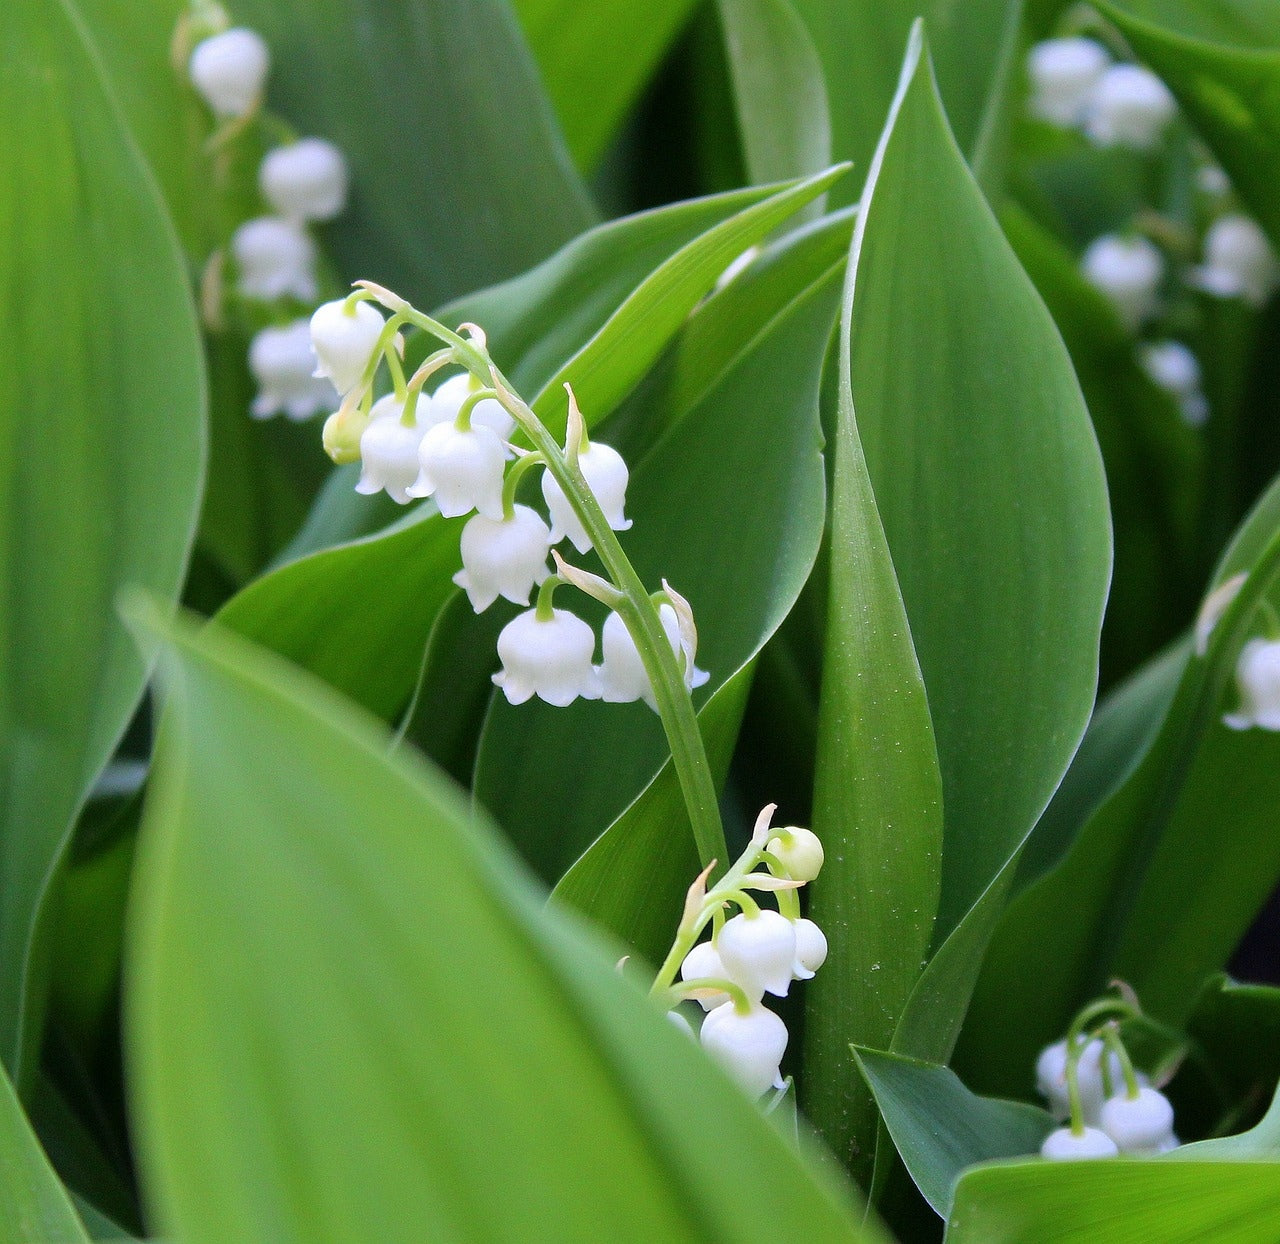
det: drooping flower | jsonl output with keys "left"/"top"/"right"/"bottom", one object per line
{"left": 428, "top": 373, "right": 516, "bottom": 442}
{"left": 355, "top": 395, "right": 427, "bottom": 505}
{"left": 699, "top": 1001, "right": 788, "bottom": 1097}
{"left": 1036, "top": 1038, "right": 1132, "bottom": 1124}
{"left": 1027, "top": 37, "right": 1110, "bottom": 127}
{"left": 1083, "top": 64, "right": 1176, "bottom": 150}
{"left": 1140, "top": 340, "right": 1208, "bottom": 426}
{"left": 309, "top": 299, "right": 386, "bottom": 395}
{"left": 1040, "top": 1126, "right": 1119, "bottom": 1160}
{"left": 1193, "top": 214, "right": 1279, "bottom": 307}
{"left": 260, "top": 138, "right": 349, "bottom": 222}
{"left": 542, "top": 442, "right": 632, "bottom": 553}
{"left": 231, "top": 216, "right": 317, "bottom": 303}
{"left": 766, "top": 826, "right": 825, "bottom": 882}
{"left": 453, "top": 505, "right": 552, "bottom": 611}
{"left": 1224, "top": 638, "right": 1280, "bottom": 731}
{"left": 1099, "top": 1087, "right": 1177, "bottom": 1154}
{"left": 679, "top": 940, "right": 732, "bottom": 1012}
{"left": 408, "top": 419, "right": 507, "bottom": 519}
{"left": 597, "top": 604, "right": 709, "bottom": 709}
{"left": 188, "top": 27, "right": 269, "bottom": 118}
{"left": 491, "top": 608, "right": 600, "bottom": 706}
{"left": 247, "top": 320, "right": 336, "bottom": 420}
{"left": 790, "top": 918, "right": 828, "bottom": 980}
{"left": 1081, "top": 234, "right": 1163, "bottom": 331}
{"left": 716, "top": 910, "right": 797, "bottom": 999}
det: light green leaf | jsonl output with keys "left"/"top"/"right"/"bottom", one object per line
{"left": 853, "top": 1048, "right": 1054, "bottom": 1217}
{"left": 1104, "top": 0, "right": 1280, "bottom": 46}
{"left": 124, "top": 603, "right": 870, "bottom": 1243}
{"left": 0, "top": 0, "right": 205, "bottom": 1076}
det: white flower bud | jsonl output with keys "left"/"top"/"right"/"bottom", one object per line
{"left": 428, "top": 373, "right": 516, "bottom": 442}
{"left": 766, "top": 826, "right": 824, "bottom": 882}
{"left": 1040, "top": 1125, "right": 1119, "bottom": 1160}
{"left": 1197, "top": 165, "right": 1230, "bottom": 197}
{"left": 1027, "top": 38, "right": 1111, "bottom": 127}
{"left": 1100, "top": 1087, "right": 1176, "bottom": 1154}
{"left": 1084, "top": 64, "right": 1176, "bottom": 150}
{"left": 492, "top": 607, "right": 600, "bottom": 706}
{"left": 679, "top": 940, "right": 732, "bottom": 1012}
{"left": 699, "top": 1001, "right": 788, "bottom": 1097}
{"left": 453, "top": 505, "right": 552, "bottom": 612}
{"left": 1082, "top": 234, "right": 1163, "bottom": 332}
{"left": 1035, "top": 1038, "right": 1133, "bottom": 1124}
{"left": 542, "top": 442, "right": 632, "bottom": 553}
{"left": 231, "top": 216, "right": 317, "bottom": 303}
{"left": 247, "top": 320, "right": 336, "bottom": 421}
{"left": 310, "top": 299, "right": 386, "bottom": 396}
{"left": 259, "top": 138, "right": 349, "bottom": 222}
{"left": 1194, "top": 214, "right": 1279, "bottom": 307}
{"left": 790, "top": 918, "right": 827, "bottom": 980}
{"left": 408, "top": 420, "right": 507, "bottom": 519}
{"left": 717, "top": 910, "right": 797, "bottom": 999}
{"left": 596, "top": 604, "right": 708, "bottom": 710}
{"left": 188, "top": 27, "right": 269, "bottom": 118}
{"left": 667, "top": 1009, "right": 695, "bottom": 1038}
{"left": 1140, "top": 340, "right": 1208, "bottom": 426}
{"left": 355, "top": 395, "right": 426, "bottom": 505}
{"left": 1224, "top": 638, "right": 1280, "bottom": 731}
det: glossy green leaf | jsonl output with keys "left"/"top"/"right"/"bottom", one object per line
{"left": 853, "top": 1049, "right": 1053, "bottom": 1217}
{"left": 1097, "top": 1, "right": 1280, "bottom": 246}
{"left": 802, "top": 40, "right": 944, "bottom": 1179}
{"left": 513, "top": 0, "right": 700, "bottom": 171}
{"left": 230, "top": 0, "right": 595, "bottom": 309}
{"left": 947, "top": 1160, "right": 1280, "bottom": 1243}
{"left": 0, "top": 1065, "right": 88, "bottom": 1243}
{"left": 1186, "top": 975, "right": 1280, "bottom": 1113}
{"left": 788, "top": 0, "right": 1022, "bottom": 200}
{"left": 125, "top": 603, "right": 869, "bottom": 1243}
{"left": 1104, "top": 0, "right": 1280, "bottom": 46}
{"left": 0, "top": 0, "right": 205, "bottom": 1076}
{"left": 1174, "top": 1080, "right": 1280, "bottom": 1159}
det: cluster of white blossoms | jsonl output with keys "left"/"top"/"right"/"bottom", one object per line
{"left": 1027, "top": 37, "right": 1175, "bottom": 151}
{"left": 651, "top": 808, "right": 827, "bottom": 1099}
{"left": 1036, "top": 995, "right": 1179, "bottom": 1160}
{"left": 313, "top": 287, "right": 709, "bottom": 715}
{"left": 185, "top": 10, "right": 353, "bottom": 423}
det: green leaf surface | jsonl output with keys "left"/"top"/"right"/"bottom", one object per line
{"left": 0, "top": 1065, "right": 88, "bottom": 1243}
{"left": 802, "top": 36, "right": 944, "bottom": 1179}
{"left": 1173, "top": 1080, "right": 1280, "bottom": 1159}
{"left": 230, "top": 0, "right": 595, "bottom": 309}
{"left": 1186, "top": 975, "right": 1280, "bottom": 1114}
{"left": 0, "top": 0, "right": 205, "bottom": 1075}
{"left": 947, "top": 1160, "right": 1280, "bottom": 1243}
{"left": 1107, "top": 0, "right": 1280, "bottom": 46}
{"left": 853, "top": 1049, "right": 1054, "bottom": 1217}
{"left": 125, "top": 603, "right": 869, "bottom": 1244}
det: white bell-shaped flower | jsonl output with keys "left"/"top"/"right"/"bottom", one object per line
{"left": 1194, "top": 214, "right": 1279, "bottom": 307}
{"left": 247, "top": 320, "right": 337, "bottom": 421}
{"left": 231, "top": 216, "right": 317, "bottom": 303}
{"left": 667, "top": 1009, "right": 695, "bottom": 1038}
{"left": 1040, "top": 1125, "right": 1119, "bottom": 1160}
{"left": 542, "top": 442, "right": 632, "bottom": 554}
{"left": 766, "top": 826, "right": 825, "bottom": 882}
{"left": 310, "top": 299, "right": 385, "bottom": 396}
{"left": 1036, "top": 1038, "right": 1130, "bottom": 1124}
{"left": 453, "top": 505, "right": 552, "bottom": 612}
{"left": 717, "top": 910, "right": 797, "bottom": 999}
{"left": 699, "top": 1001, "right": 788, "bottom": 1097}
{"left": 1027, "top": 38, "right": 1111, "bottom": 127}
{"left": 492, "top": 607, "right": 600, "bottom": 706}
{"left": 1084, "top": 64, "right": 1176, "bottom": 150}
{"left": 1082, "top": 234, "right": 1163, "bottom": 332}
{"left": 1140, "top": 340, "right": 1208, "bottom": 425}
{"left": 355, "top": 395, "right": 426, "bottom": 505}
{"left": 188, "top": 27, "right": 269, "bottom": 118}
{"left": 1224, "top": 638, "right": 1280, "bottom": 730}
{"left": 679, "top": 940, "right": 732, "bottom": 1012}
{"left": 790, "top": 918, "right": 828, "bottom": 981}
{"left": 428, "top": 373, "right": 516, "bottom": 442}
{"left": 1099, "top": 1087, "right": 1176, "bottom": 1154}
{"left": 597, "top": 604, "right": 708, "bottom": 710}
{"left": 260, "top": 138, "right": 349, "bottom": 222}
{"left": 408, "top": 420, "right": 507, "bottom": 519}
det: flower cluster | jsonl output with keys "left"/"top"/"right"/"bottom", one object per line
{"left": 652, "top": 807, "right": 827, "bottom": 1099}
{"left": 312, "top": 286, "right": 708, "bottom": 715}
{"left": 1036, "top": 993, "right": 1178, "bottom": 1160}
{"left": 183, "top": 6, "right": 352, "bottom": 423}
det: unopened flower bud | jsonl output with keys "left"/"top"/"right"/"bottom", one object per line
{"left": 408, "top": 421, "right": 507, "bottom": 519}
{"left": 699, "top": 1001, "right": 788, "bottom": 1097}
{"left": 188, "top": 27, "right": 268, "bottom": 118}
{"left": 355, "top": 395, "right": 426, "bottom": 505}
{"left": 1099, "top": 1087, "right": 1176, "bottom": 1154}
{"left": 231, "top": 216, "right": 317, "bottom": 303}
{"left": 766, "top": 826, "right": 824, "bottom": 882}
{"left": 790, "top": 918, "right": 828, "bottom": 980}
{"left": 310, "top": 299, "right": 386, "bottom": 395}
{"left": 260, "top": 138, "right": 349, "bottom": 222}
{"left": 322, "top": 407, "right": 368, "bottom": 465}
{"left": 679, "top": 940, "right": 731, "bottom": 1012}
{"left": 1194, "top": 214, "right": 1279, "bottom": 307}
{"left": 542, "top": 442, "right": 632, "bottom": 554}
{"left": 1140, "top": 340, "right": 1208, "bottom": 426}
{"left": 248, "top": 319, "right": 336, "bottom": 420}
{"left": 1082, "top": 234, "right": 1163, "bottom": 331}
{"left": 1040, "top": 1125, "right": 1119, "bottom": 1160}
{"left": 1224, "top": 638, "right": 1280, "bottom": 731}
{"left": 1084, "top": 64, "right": 1176, "bottom": 150}
{"left": 1027, "top": 38, "right": 1110, "bottom": 127}
{"left": 492, "top": 607, "right": 600, "bottom": 706}
{"left": 717, "top": 910, "right": 797, "bottom": 999}
{"left": 429, "top": 373, "right": 516, "bottom": 441}
{"left": 453, "top": 505, "right": 552, "bottom": 612}
{"left": 1036, "top": 1038, "right": 1132, "bottom": 1124}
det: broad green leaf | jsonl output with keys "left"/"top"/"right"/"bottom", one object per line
{"left": 125, "top": 603, "right": 869, "bottom": 1243}
{"left": 853, "top": 1049, "right": 1054, "bottom": 1216}
{"left": 1097, "top": 1, "right": 1280, "bottom": 246}
{"left": 836, "top": 28, "right": 1109, "bottom": 1072}
{"left": 1173, "top": 1080, "right": 1280, "bottom": 1159}
{"left": 788, "top": 0, "right": 1022, "bottom": 200}
{"left": 513, "top": 0, "right": 700, "bottom": 171}
{"left": 230, "top": 0, "right": 595, "bottom": 309}
{"left": 0, "top": 0, "right": 205, "bottom": 1076}
{"left": 1186, "top": 976, "right": 1280, "bottom": 1113}
{"left": 717, "top": 0, "right": 832, "bottom": 193}
{"left": 1108, "top": 0, "right": 1280, "bottom": 51}
{"left": 947, "top": 1160, "right": 1280, "bottom": 1242}
{"left": 0, "top": 1065, "right": 88, "bottom": 1242}
{"left": 802, "top": 37, "right": 944, "bottom": 1179}
{"left": 959, "top": 472, "right": 1280, "bottom": 1097}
